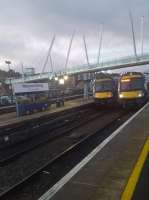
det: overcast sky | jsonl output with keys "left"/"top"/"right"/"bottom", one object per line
{"left": 0, "top": 0, "right": 149, "bottom": 73}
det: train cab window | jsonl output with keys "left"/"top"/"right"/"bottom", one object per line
{"left": 95, "top": 81, "right": 113, "bottom": 92}
{"left": 120, "top": 78, "right": 144, "bottom": 91}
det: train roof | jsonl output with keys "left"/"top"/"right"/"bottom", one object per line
{"left": 95, "top": 72, "right": 115, "bottom": 79}
{"left": 120, "top": 72, "right": 144, "bottom": 79}
{"left": 95, "top": 78, "right": 113, "bottom": 82}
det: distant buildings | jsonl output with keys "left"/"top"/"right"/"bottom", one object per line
{"left": 0, "top": 82, "right": 9, "bottom": 96}
{"left": 24, "top": 67, "right": 35, "bottom": 76}
{"left": 0, "top": 69, "right": 21, "bottom": 96}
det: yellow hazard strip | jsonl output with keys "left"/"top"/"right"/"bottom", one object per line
{"left": 121, "top": 137, "right": 149, "bottom": 200}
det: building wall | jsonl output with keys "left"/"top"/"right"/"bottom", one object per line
{"left": 0, "top": 84, "right": 9, "bottom": 96}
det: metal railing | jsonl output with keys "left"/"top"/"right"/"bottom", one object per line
{"left": 5, "top": 53, "right": 149, "bottom": 84}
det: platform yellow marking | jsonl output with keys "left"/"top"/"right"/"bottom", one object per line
{"left": 121, "top": 136, "right": 149, "bottom": 200}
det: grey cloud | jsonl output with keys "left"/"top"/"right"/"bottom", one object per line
{"left": 0, "top": 0, "right": 148, "bottom": 73}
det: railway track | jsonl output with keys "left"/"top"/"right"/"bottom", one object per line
{"left": 0, "top": 105, "right": 102, "bottom": 164}
{"left": 0, "top": 102, "right": 95, "bottom": 148}
{"left": 0, "top": 105, "right": 16, "bottom": 115}
{"left": 0, "top": 107, "right": 136, "bottom": 200}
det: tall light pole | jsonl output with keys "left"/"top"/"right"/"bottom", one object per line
{"left": 5, "top": 60, "right": 11, "bottom": 71}
{"left": 41, "top": 35, "right": 56, "bottom": 74}
{"left": 83, "top": 35, "right": 90, "bottom": 67}
{"left": 140, "top": 16, "right": 144, "bottom": 57}
{"left": 21, "top": 62, "right": 25, "bottom": 79}
{"left": 64, "top": 30, "right": 75, "bottom": 72}
{"left": 97, "top": 24, "right": 104, "bottom": 65}
{"left": 129, "top": 11, "right": 138, "bottom": 59}
{"left": 82, "top": 35, "right": 90, "bottom": 99}
{"left": 5, "top": 60, "right": 13, "bottom": 103}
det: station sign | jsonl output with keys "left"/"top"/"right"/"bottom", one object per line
{"left": 13, "top": 83, "right": 49, "bottom": 94}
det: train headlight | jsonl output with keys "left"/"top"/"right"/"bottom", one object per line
{"left": 138, "top": 92, "right": 144, "bottom": 97}
{"left": 107, "top": 92, "right": 113, "bottom": 98}
{"left": 119, "top": 93, "right": 123, "bottom": 98}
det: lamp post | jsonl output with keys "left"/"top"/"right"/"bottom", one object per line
{"left": 64, "top": 74, "right": 68, "bottom": 80}
{"left": 5, "top": 60, "right": 13, "bottom": 103}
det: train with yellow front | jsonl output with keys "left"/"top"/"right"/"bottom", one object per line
{"left": 118, "top": 72, "right": 148, "bottom": 108}
{"left": 93, "top": 73, "right": 118, "bottom": 105}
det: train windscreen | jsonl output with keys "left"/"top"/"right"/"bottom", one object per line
{"left": 120, "top": 78, "right": 144, "bottom": 91}
{"left": 95, "top": 81, "right": 113, "bottom": 92}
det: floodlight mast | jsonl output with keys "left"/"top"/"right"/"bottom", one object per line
{"left": 5, "top": 60, "right": 13, "bottom": 103}
{"left": 49, "top": 54, "right": 53, "bottom": 73}
{"left": 129, "top": 11, "right": 138, "bottom": 59}
{"left": 21, "top": 62, "right": 25, "bottom": 79}
{"left": 140, "top": 16, "right": 144, "bottom": 57}
{"left": 83, "top": 35, "right": 90, "bottom": 66}
{"left": 41, "top": 35, "right": 55, "bottom": 74}
{"left": 64, "top": 30, "right": 75, "bottom": 73}
{"left": 97, "top": 24, "right": 104, "bottom": 64}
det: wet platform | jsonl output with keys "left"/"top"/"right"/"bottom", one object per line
{"left": 39, "top": 103, "right": 149, "bottom": 200}
{"left": 0, "top": 97, "right": 93, "bottom": 127}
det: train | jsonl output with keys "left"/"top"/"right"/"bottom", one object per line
{"left": 93, "top": 73, "right": 118, "bottom": 105}
{"left": 93, "top": 72, "right": 149, "bottom": 108}
{"left": 118, "top": 72, "right": 149, "bottom": 108}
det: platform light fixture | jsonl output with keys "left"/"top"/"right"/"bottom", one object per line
{"left": 64, "top": 74, "right": 68, "bottom": 80}
{"left": 59, "top": 78, "right": 65, "bottom": 85}
{"left": 107, "top": 70, "right": 112, "bottom": 74}
{"left": 54, "top": 76, "right": 58, "bottom": 81}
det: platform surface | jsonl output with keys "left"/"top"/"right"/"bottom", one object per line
{"left": 39, "top": 103, "right": 149, "bottom": 200}
{"left": 0, "top": 97, "right": 93, "bottom": 127}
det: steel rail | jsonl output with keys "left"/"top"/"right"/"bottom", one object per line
{"left": 0, "top": 109, "right": 134, "bottom": 199}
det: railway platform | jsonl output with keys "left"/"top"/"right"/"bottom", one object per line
{"left": 0, "top": 97, "right": 93, "bottom": 127}
{"left": 39, "top": 103, "right": 149, "bottom": 200}
{"left": 132, "top": 155, "right": 149, "bottom": 200}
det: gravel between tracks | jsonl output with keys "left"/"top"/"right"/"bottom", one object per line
{"left": 0, "top": 108, "right": 127, "bottom": 197}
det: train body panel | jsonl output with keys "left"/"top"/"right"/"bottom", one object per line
{"left": 93, "top": 73, "right": 118, "bottom": 105}
{"left": 94, "top": 91, "right": 113, "bottom": 99}
{"left": 119, "top": 90, "right": 144, "bottom": 99}
{"left": 118, "top": 72, "right": 148, "bottom": 107}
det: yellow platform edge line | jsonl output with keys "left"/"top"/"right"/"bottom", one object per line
{"left": 121, "top": 136, "right": 149, "bottom": 200}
